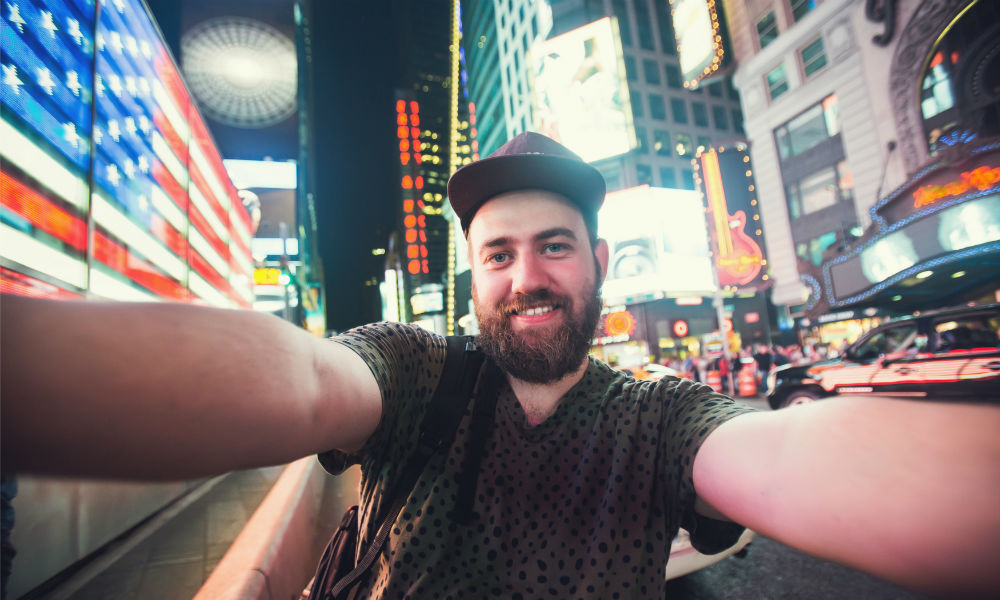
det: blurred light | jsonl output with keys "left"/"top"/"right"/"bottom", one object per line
{"left": 278, "top": 272, "right": 291, "bottom": 286}
{"left": 372, "top": 248, "right": 386, "bottom": 256}
{"left": 951, "top": 270, "right": 966, "bottom": 278}
{"left": 224, "top": 159, "right": 297, "bottom": 190}
{"left": 915, "top": 270, "right": 933, "bottom": 279}
{"left": 892, "top": 295, "right": 902, "bottom": 301}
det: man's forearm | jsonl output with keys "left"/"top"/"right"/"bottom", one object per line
{"left": 1, "top": 295, "right": 380, "bottom": 480}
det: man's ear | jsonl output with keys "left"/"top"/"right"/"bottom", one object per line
{"left": 594, "top": 238, "right": 610, "bottom": 285}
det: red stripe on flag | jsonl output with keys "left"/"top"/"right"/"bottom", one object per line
{"left": 189, "top": 112, "right": 237, "bottom": 197}
{"left": 1, "top": 170, "right": 88, "bottom": 250}
{"left": 149, "top": 212, "right": 187, "bottom": 258}
{"left": 188, "top": 204, "right": 230, "bottom": 260}
{"left": 0, "top": 267, "right": 84, "bottom": 299}
{"left": 92, "top": 231, "right": 189, "bottom": 301}
{"left": 153, "top": 161, "right": 188, "bottom": 212}
{"left": 188, "top": 161, "right": 229, "bottom": 226}
{"left": 153, "top": 109, "right": 188, "bottom": 168}
{"left": 189, "top": 247, "right": 231, "bottom": 296}
{"left": 154, "top": 51, "right": 192, "bottom": 121}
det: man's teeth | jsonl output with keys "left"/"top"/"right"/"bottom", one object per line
{"left": 519, "top": 305, "right": 554, "bottom": 316}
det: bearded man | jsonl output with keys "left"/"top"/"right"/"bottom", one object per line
{"left": 3, "top": 133, "right": 999, "bottom": 599}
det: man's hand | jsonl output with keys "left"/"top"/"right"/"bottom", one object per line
{"left": 1, "top": 295, "right": 382, "bottom": 480}
{"left": 693, "top": 397, "right": 1000, "bottom": 598}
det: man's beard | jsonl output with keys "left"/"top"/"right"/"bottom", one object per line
{"left": 474, "top": 283, "right": 602, "bottom": 384}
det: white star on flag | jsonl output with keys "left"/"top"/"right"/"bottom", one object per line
{"left": 138, "top": 77, "right": 151, "bottom": 96}
{"left": 112, "top": 0, "right": 125, "bottom": 14}
{"left": 123, "top": 158, "right": 136, "bottom": 179}
{"left": 7, "top": 3, "right": 27, "bottom": 33}
{"left": 108, "top": 74, "right": 123, "bottom": 96}
{"left": 65, "top": 70, "right": 82, "bottom": 96}
{"left": 39, "top": 10, "right": 58, "bottom": 38}
{"left": 96, "top": 32, "right": 105, "bottom": 52}
{"left": 109, "top": 31, "right": 124, "bottom": 54}
{"left": 94, "top": 126, "right": 103, "bottom": 146}
{"left": 137, "top": 155, "right": 150, "bottom": 173}
{"left": 67, "top": 18, "right": 84, "bottom": 46}
{"left": 125, "top": 76, "right": 137, "bottom": 96}
{"left": 107, "top": 119, "right": 121, "bottom": 142}
{"left": 125, "top": 35, "right": 138, "bottom": 57}
{"left": 138, "top": 115, "right": 151, "bottom": 134}
{"left": 137, "top": 194, "right": 150, "bottom": 213}
{"left": 94, "top": 74, "right": 105, "bottom": 97}
{"left": 63, "top": 122, "right": 80, "bottom": 148}
{"left": 106, "top": 164, "right": 121, "bottom": 187}
{"left": 2, "top": 64, "right": 23, "bottom": 94}
{"left": 140, "top": 40, "right": 152, "bottom": 60}
{"left": 36, "top": 67, "right": 56, "bottom": 94}
{"left": 124, "top": 116, "right": 137, "bottom": 135}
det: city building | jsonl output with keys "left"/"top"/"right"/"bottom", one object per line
{"left": 723, "top": 0, "right": 1000, "bottom": 347}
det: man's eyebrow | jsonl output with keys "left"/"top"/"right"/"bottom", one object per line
{"left": 479, "top": 228, "right": 578, "bottom": 252}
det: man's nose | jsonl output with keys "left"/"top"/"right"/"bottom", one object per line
{"left": 511, "top": 254, "right": 549, "bottom": 295}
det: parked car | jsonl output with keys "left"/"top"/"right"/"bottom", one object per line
{"left": 768, "top": 303, "right": 1000, "bottom": 409}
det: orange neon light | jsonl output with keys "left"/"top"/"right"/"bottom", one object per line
{"left": 912, "top": 165, "right": 1000, "bottom": 208}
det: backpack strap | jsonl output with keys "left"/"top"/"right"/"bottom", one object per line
{"left": 329, "top": 335, "right": 484, "bottom": 599}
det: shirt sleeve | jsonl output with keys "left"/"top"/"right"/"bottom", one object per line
{"left": 660, "top": 378, "right": 756, "bottom": 554}
{"left": 317, "top": 322, "right": 447, "bottom": 475}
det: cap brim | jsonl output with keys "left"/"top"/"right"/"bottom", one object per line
{"left": 448, "top": 153, "right": 606, "bottom": 228}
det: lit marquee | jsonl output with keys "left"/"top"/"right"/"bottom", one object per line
{"left": 669, "top": 0, "right": 728, "bottom": 88}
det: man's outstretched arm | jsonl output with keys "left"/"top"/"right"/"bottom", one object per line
{"left": 693, "top": 397, "right": 1000, "bottom": 598}
{"left": 1, "top": 295, "right": 382, "bottom": 480}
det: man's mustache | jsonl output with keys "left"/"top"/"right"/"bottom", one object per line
{"left": 494, "top": 290, "right": 571, "bottom": 317}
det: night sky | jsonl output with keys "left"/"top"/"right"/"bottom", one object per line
{"left": 148, "top": 0, "right": 401, "bottom": 331}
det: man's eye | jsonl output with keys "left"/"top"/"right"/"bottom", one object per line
{"left": 543, "top": 243, "right": 567, "bottom": 254}
{"left": 488, "top": 252, "right": 510, "bottom": 264}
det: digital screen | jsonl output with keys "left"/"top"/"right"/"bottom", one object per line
{"left": 598, "top": 185, "right": 714, "bottom": 301}
{"left": 1, "top": 0, "right": 253, "bottom": 307}
{"left": 669, "top": 0, "right": 725, "bottom": 86}
{"left": 531, "top": 17, "right": 635, "bottom": 162}
{"left": 828, "top": 194, "right": 1000, "bottom": 300}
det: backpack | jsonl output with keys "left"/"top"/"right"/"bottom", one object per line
{"left": 300, "top": 335, "right": 490, "bottom": 599}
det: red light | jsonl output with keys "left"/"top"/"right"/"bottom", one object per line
{"left": 408, "top": 260, "right": 420, "bottom": 274}
{"left": 406, "top": 229, "right": 417, "bottom": 243}
{"left": 473, "top": 153, "right": 479, "bottom": 160}
{"left": 400, "top": 153, "right": 410, "bottom": 165}
{"left": 407, "top": 245, "right": 418, "bottom": 258}
{"left": 472, "top": 140, "right": 479, "bottom": 152}
{"left": 468, "top": 102, "right": 475, "bottom": 114}
{"left": 411, "top": 115, "right": 420, "bottom": 126}
{"left": 397, "top": 113, "right": 407, "bottom": 125}
{"left": 396, "top": 99, "right": 405, "bottom": 112}
{"left": 421, "top": 260, "right": 429, "bottom": 274}
{"left": 417, "top": 215, "right": 426, "bottom": 227}
{"left": 399, "top": 139, "right": 409, "bottom": 151}
{"left": 417, "top": 200, "right": 425, "bottom": 209}
{"left": 419, "top": 230, "right": 426, "bottom": 242}
{"left": 410, "top": 127, "right": 420, "bottom": 139}
{"left": 415, "top": 153, "right": 422, "bottom": 164}
{"left": 404, "top": 214, "right": 416, "bottom": 228}
{"left": 673, "top": 320, "right": 689, "bottom": 337}
{"left": 471, "top": 128, "right": 477, "bottom": 138}
{"left": 397, "top": 126, "right": 407, "bottom": 138}
{"left": 420, "top": 245, "right": 428, "bottom": 257}
{"left": 401, "top": 176, "right": 413, "bottom": 189}
{"left": 403, "top": 199, "right": 414, "bottom": 213}
{"left": 410, "top": 101, "right": 418, "bottom": 113}
{"left": 415, "top": 176, "right": 423, "bottom": 189}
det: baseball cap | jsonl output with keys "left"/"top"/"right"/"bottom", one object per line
{"left": 447, "top": 132, "right": 606, "bottom": 231}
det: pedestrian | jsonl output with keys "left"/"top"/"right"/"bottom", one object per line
{"left": 2, "top": 132, "right": 999, "bottom": 599}
{"left": 753, "top": 344, "right": 772, "bottom": 393}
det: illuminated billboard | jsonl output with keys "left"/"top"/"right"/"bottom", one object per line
{"left": 694, "top": 144, "right": 769, "bottom": 292}
{"left": 531, "top": 17, "right": 635, "bottom": 162}
{"left": 598, "top": 185, "right": 714, "bottom": 302}
{"left": 669, "top": 0, "right": 728, "bottom": 88}
{"left": 0, "top": 0, "right": 253, "bottom": 307}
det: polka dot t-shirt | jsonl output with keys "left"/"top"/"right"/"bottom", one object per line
{"left": 320, "top": 322, "right": 755, "bottom": 599}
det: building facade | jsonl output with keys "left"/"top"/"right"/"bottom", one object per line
{"left": 724, "top": 0, "right": 1000, "bottom": 345}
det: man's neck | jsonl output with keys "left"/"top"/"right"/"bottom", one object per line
{"left": 506, "top": 357, "right": 590, "bottom": 426}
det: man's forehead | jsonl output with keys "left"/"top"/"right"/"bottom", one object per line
{"left": 467, "top": 190, "right": 587, "bottom": 243}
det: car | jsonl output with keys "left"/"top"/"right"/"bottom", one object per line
{"left": 767, "top": 303, "right": 1000, "bottom": 409}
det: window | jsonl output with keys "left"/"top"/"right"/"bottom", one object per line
{"left": 757, "top": 11, "right": 778, "bottom": 49}
{"left": 921, "top": 51, "right": 956, "bottom": 119}
{"left": 854, "top": 324, "right": 919, "bottom": 360}
{"left": 732, "top": 110, "right": 744, "bottom": 134}
{"left": 791, "top": 0, "right": 819, "bottom": 23}
{"left": 671, "top": 98, "right": 688, "bottom": 124}
{"left": 642, "top": 59, "right": 661, "bottom": 85}
{"left": 767, "top": 63, "right": 789, "bottom": 99}
{"left": 631, "top": 94, "right": 644, "bottom": 118}
{"left": 680, "top": 168, "right": 695, "bottom": 190}
{"left": 659, "top": 166, "right": 677, "bottom": 188}
{"left": 692, "top": 102, "right": 709, "bottom": 127}
{"left": 665, "top": 64, "right": 683, "bottom": 89}
{"left": 697, "top": 135, "right": 713, "bottom": 153}
{"left": 707, "top": 82, "right": 723, "bottom": 97}
{"left": 800, "top": 37, "right": 828, "bottom": 78}
{"left": 637, "top": 163, "right": 653, "bottom": 185}
{"left": 785, "top": 161, "right": 853, "bottom": 219}
{"left": 624, "top": 55, "right": 638, "bottom": 82}
{"left": 613, "top": 0, "right": 633, "bottom": 47}
{"left": 653, "top": 130, "right": 671, "bottom": 156}
{"left": 674, "top": 132, "right": 694, "bottom": 158}
{"left": 712, "top": 105, "right": 729, "bottom": 130}
{"left": 634, "top": 0, "right": 655, "bottom": 50}
{"left": 795, "top": 231, "right": 838, "bottom": 266}
{"left": 654, "top": 0, "right": 677, "bottom": 56}
{"left": 649, "top": 94, "right": 667, "bottom": 120}
{"left": 775, "top": 95, "right": 840, "bottom": 160}
{"left": 635, "top": 127, "right": 648, "bottom": 153}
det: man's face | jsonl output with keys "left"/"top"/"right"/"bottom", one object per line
{"left": 467, "top": 190, "right": 609, "bottom": 383}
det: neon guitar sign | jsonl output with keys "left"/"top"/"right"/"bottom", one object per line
{"left": 700, "top": 150, "right": 764, "bottom": 286}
